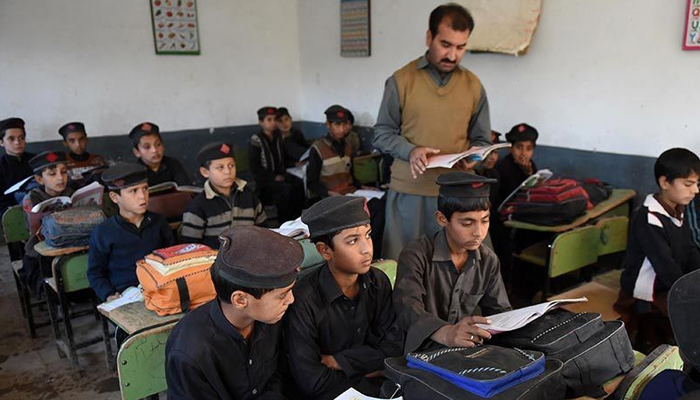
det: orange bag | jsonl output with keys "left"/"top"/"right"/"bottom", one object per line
{"left": 136, "top": 258, "right": 216, "bottom": 316}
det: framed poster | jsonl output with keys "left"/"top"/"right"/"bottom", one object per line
{"left": 340, "top": 0, "right": 371, "bottom": 57}
{"left": 150, "top": 0, "right": 200, "bottom": 55}
{"left": 684, "top": 0, "right": 700, "bottom": 50}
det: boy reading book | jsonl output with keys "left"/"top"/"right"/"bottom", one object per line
{"left": 58, "top": 122, "right": 107, "bottom": 188}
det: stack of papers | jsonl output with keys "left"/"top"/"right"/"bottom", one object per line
{"left": 272, "top": 217, "right": 309, "bottom": 239}
{"left": 97, "top": 286, "right": 144, "bottom": 313}
{"left": 478, "top": 297, "right": 588, "bottom": 334}
{"left": 144, "top": 243, "right": 217, "bottom": 276}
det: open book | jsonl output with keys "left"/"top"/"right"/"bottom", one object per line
{"left": 30, "top": 181, "right": 104, "bottom": 213}
{"left": 148, "top": 181, "right": 203, "bottom": 195}
{"left": 335, "top": 388, "right": 402, "bottom": 400}
{"left": 426, "top": 143, "right": 511, "bottom": 169}
{"left": 4, "top": 175, "right": 34, "bottom": 195}
{"left": 477, "top": 297, "right": 588, "bottom": 334}
{"left": 347, "top": 189, "right": 385, "bottom": 201}
{"left": 497, "top": 169, "right": 553, "bottom": 212}
{"left": 96, "top": 286, "right": 144, "bottom": 313}
{"left": 272, "top": 217, "right": 310, "bottom": 239}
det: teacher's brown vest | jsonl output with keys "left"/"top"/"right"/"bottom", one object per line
{"left": 391, "top": 58, "right": 483, "bottom": 197}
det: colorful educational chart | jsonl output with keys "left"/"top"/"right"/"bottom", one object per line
{"left": 150, "top": 0, "right": 200, "bottom": 55}
{"left": 684, "top": 0, "right": 700, "bottom": 50}
{"left": 340, "top": 0, "right": 371, "bottom": 57}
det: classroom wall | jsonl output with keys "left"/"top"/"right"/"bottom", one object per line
{"left": 0, "top": 0, "right": 303, "bottom": 142}
{"left": 297, "top": 0, "right": 700, "bottom": 158}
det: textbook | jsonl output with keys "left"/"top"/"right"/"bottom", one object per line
{"left": 477, "top": 297, "right": 588, "bottom": 334}
{"left": 272, "top": 217, "right": 310, "bottom": 239}
{"left": 3, "top": 175, "right": 34, "bottom": 195}
{"left": 96, "top": 286, "right": 143, "bottom": 313}
{"left": 144, "top": 243, "right": 218, "bottom": 276}
{"left": 497, "top": 168, "right": 554, "bottom": 212}
{"left": 148, "top": 181, "right": 203, "bottom": 195}
{"left": 426, "top": 143, "right": 511, "bottom": 169}
{"left": 30, "top": 181, "right": 104, "bottom": 213}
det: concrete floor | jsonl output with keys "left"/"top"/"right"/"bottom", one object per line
{"left": 0, "top": 244, "right": 123, "bottom": 400}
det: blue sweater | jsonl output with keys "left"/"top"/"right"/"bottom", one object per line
{"left": 88, "top": 211, "right": 175, "bottom": 301}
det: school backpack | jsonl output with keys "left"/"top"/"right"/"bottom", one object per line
{"left": 500, "top": 178, "right": 590, "bottom": 226}
{"left": 490, "top": 309, "right": 635, "bottom": 397}
{"left": 40, "top": 206, "right": 106, "bottom": 248}
{"left": 384, "top": 345, "right": 566, "bottom": 400}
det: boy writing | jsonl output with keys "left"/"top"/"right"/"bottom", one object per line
{"left": 285, "top": 196, "right": 403, "bottom": 399}
{"left": 129, "top": 122, "right": 190, "bottom": 187}
{"left": 181, "top": 142, "right": 267, "bottom": 248}
{"left": 87, "top": 163, "right": 175, "bottom": 301}
{"left": 58, "top": 122, "right": 107, "bottom": 187}
{"left": 166, "top": 225, "right": 302, "bottom": 399}
{"left": 393, "top": 171, "right": 511, "bottom": 353}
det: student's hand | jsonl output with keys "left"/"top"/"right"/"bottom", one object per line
{"left": 365, "top": 370, "right": 385, "bottom": 378}
{"left": 409, "top": 147, "right": 441, "bottom": 179}
{"left": 321, "top": 354, "right": 342, "bottom": 371}
{"left": 328, "top": 191, "right": 342, "bottom": 197}
{"left": 275, "top": 174, "right": 285, "bottom": 182}
{"left": 454, "top": 159, "right": 478, "bottom": 172}
{"left": 430, "top": 316, "right": 492, "bottom": 348}
{"left": 106, "top": 292, "right": 122, "bottom": 302}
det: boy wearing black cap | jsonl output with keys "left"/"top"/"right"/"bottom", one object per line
{"left": 249, "top": 107, "right": 304, "bottom": 224}
{"left": 19, "top": 151, "right": 73, "bottom": 296}
{"left": 58, "top": 122, "right": 107, "bottom": 188}
{"left": 166, "top": 225, "right": 302, "bottom": 400}
{"left": 129, "top": 122, "right": 190, "bottom": 187}
{"left": 393, "top": 171, "right": 511, "bottom": 353}
{"left": 495, "top": 123, "right": 539, "bottom": 204}
{"left": 307, "top": 105, "right": 355, "bottom": 198}
{"left": 88, "top": 163, "right": 175, "bottom": 301}
{"left": 181, "top": 142, "right": 267, "bottom": 248}
{"left": 285, "top": 196, "right": 403, "bottom": 399}
{"left": 276, "top": 107, "right": 309, "bottom": 167}
{"left": 0, "top": 117, "right": 36, "bottom": 217}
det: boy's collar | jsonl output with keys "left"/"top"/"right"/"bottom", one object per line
{"left": 645, "top": 194, "right": 684, "bottom": 226}
{"left": 69, "top": 151, "right": 90, "bottom": 161}
{"left": 204, "top": 178, "right": 246, "bottom": 200}
{"left": 432, "top": 229, "right": 481, "bottom": 263}
{"left": 211, "top": 300, "right": 269, "bottom": 343}
{"left": 319, "top": 263, "right": 369, "bottom": 305}
{"left": 137, "top": 157, "right": 165, "bottom": 172}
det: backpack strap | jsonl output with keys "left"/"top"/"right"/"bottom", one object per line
{"left": 176, "top": 277, "right": 191, "bottom": 313}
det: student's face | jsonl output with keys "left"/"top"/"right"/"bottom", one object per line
{"left": 437, "top": 209, "right": 490, "bottom": 252}
{"left": 63, "top": 132, "right": 88, "bottom": 155}
{"left": 201, "top": 157, "right": 236, "bottom": 191}
{"left": 36, "top": 164, "right": 68, "bottom": 196}
{"left": 485, "top": 151, "right": 498, "bottom": 169}
{"left": 133, "top": 134, "right": 164, "bottom": 166}
{"left": 243, "top": 281, "right": 295, "bottom": 324}
{"left": 660, "top": 172, "right": 700, "bottom": 207}
{"left": 276, "top": 115, "right": 293, "bottom": 133}
{"left": 0, "top": 128, "right": 27, "bottom": 156}
{"left": 259, "top": 116, "right": 277, "bottom": 134}
{"left": 111, "top": 183, "right": 150, "bottom": 216}
{"left": 510, "top": 141, "right": 535, "bottom": 166}
{"left": 426, "top": 22, "right": 470, "bottom": 74}
{"left": 326, "top": 121, "right": 350, "bottom": 141}
{"left": 319, "top": 224, "right": 374, "bottom": 274}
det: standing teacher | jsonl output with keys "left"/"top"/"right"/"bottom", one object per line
{"left": 373, "top": 3, "right": 492, "bottom": 259}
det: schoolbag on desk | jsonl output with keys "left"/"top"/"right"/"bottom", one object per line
{"left": 500, "top": 178, "right": 590, "bottom": 226}
{"left": 40, "top": 206, "right": 106, "bottom": 248}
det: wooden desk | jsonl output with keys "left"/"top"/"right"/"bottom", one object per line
{"left": 548, "top": 282, "right": 621, "bottom": 321}
{"left": 34, "top": 241, "right": 89, "bottom": 257}
{"left": 504, "top": 189, "right": 636, "bottom": 233}
{"left": 99, "top": 301, "right": 183, "bottom": 335}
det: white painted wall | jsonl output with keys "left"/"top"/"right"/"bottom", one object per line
{"left": 298, "top": 0, "right": 700, "bottom": 158}
{"left": 0, "top": 0, "right": 302, "bottom": 141}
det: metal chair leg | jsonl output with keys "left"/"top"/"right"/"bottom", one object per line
{"left": 45, "top": 283, "right": 65, "bottom": 358}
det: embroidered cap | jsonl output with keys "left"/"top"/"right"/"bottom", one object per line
{"left": 436, "top": 171, "right": 496, "bottom": 199}
{"left": 505, "top": 123, "right": 538, "bottom": 144}
{"left": 128, "top": 122, "right": 160, "bottom": 147}
{"left": 101, "top": 163, "right": 148, "bottom": 190}
{"left": 257, "top": 107, "right": 278, "bottom": 120}
{"left": 324, "top": 105, "right": 349, "bottom": 123}
{"left": 29, "top": 151, "right": 67, "bottom": 173}
{"left": 196, "top": 142, "right": 234, "bottom": 166}
{"left": 58, "top": 122, "right": 86, "bottom": 138}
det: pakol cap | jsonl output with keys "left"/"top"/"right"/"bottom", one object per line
{"left": 505, "top": 123, "right": 538, "bottom": 144}
{"left": 436, "top": 171, "right": 496, "bottom": 199}
{"left": 197, "top": 142, "right": 234, "bottom": 166}
{"left": 29, "top": 151, "right": 67, "bottom": 173}
{"left": 301, "top": 196, "right": 370, "bottom": 238}
{"left": 58, "top": 122, "right": 86, "bottom": 138}
{"left": 101, "top": 163, "right": 148, "bottom": 190}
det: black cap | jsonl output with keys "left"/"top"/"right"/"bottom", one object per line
{"left": 29, "top": 151, "right": 67, "bottom": 173}
{"left": 324, "top": 105, "right": 349, "bottom": 123}
{"left": 276, "top": 107, "right": 291, "bottom": 119}
{"left": 128, "top": 122, "right": 160, "bottom": 146}
{"left": 197, "top": 142, "right": 234, "bottom": 166}
{"left": 58, "top": 122, "right": 86, "bottom": 138}
{"left": 102, "top": 163, "right": 148, "bottom": 190}
{"left": 505, "top": 123, "right": 538, "bottom": 144}
{"left": 436, "top": 171, "right": 497, "bottom": 199}
{"left": 347, "top": 109, "right": 355, "bottom": 124}
{"left": 257, "top": 107, "right": 277, "bottom": 120}
{"left": 491, "top": 130, "right": 502, "bottom": 144}
{"left": 0, "top": 118, "right": 25, "bottom": 133}
{"left": 302, "top": 196, "right": 370, "bottom": 238}
{"left": 214, "top": 226, "right": 302, "bottom": 289}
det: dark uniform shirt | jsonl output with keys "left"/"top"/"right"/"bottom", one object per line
{"left": 87, "top": 211, "right": 175, "bottom": 300}
{"left": 282, "top": 128, "right": 309, "bottom": 167}
{"left": 249, "top": 130, "right": 286, "bottom": 184}
{"left": 0, "top": 152, "right": 35, "bottom": 215}
{"left": 394, "top": 229, "right": 511, "bottom": 353}
{"left": 284, "top": 265, "right": 404, "bottom": 400}
{"left": 495, "top": 153, "right": 538, "bottom": 205}
{"left": 166, "top": 300, "right": 287, "bottom": 400}
{"left": 138, "top": 155, "right": 190, "bottom": 187}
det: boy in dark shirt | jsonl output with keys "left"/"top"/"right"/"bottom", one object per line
{"left": 181, "top": 142, "right": 267, "bottom": 248}
{"left": 276, "top": 107, "right": 309, "bottom": 167}
{"left": 129, "top": 122, "right": 190, "bottom": 187}
{"left": 286, "top": 196, "right": 403, "bottom": 400}
{"left": 166, "top": 225, "right": 302, "bottom": 400}
{"left": 58, "top": 122, "right": 107, "bottom": 188}
{"left": 495, "top": 123, "right": 539, "bottom": 204}
{"left": 0, "top": 118, "right": 36, "bottom": 217}
{"left": 393, "top": 172, "right": 511, "bottom": 353}
{"left": 87, "top": 163, "right": 175, "bottom": 301}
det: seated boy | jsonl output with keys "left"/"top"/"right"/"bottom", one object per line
{"left": 58, "top": 122, "right": 107, "bottom": 188}
{"left": 87, "top": 163, "right": 176, "bottom": 301}
{"left": 181, "top": 142, "right": 267, "bottom": 248}
{"left": 345, "top": 109, "right": 363, "bottom": 156}
{"left": 393, "top": 172, "right": 511, "bottom": 353}
{"left": 617, "top": 148, "right": 700, "bottom": 333}
{"left": 276, "top": 107, "right": 309, "bottom": 167}
{"left": 129, "top": 122, "right": 190, "bottom": 187}
{"left": 166, "top": 225, "right": 302, "bottom": 399}
{"left": 20, "top": 151, "right": 73, "bottom": 297}
{"left": 249, "top": 107, "right": 303, "bottom": 223}
{"left": 495, "top": 123, "right": 539, "bottom": 204}
{"left": 285, "top": 196, "right": 403, "bottom": 399}
{"left": 0, "top": 117, "right": 36, "bottom": 217}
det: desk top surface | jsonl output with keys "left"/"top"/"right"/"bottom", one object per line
{"left": 504, "top": 188, "right": 636, "bottom": 232}
{"left": 34, "top": 241, "right": 89, "bottom": 257}
{"left": 99, "top": 301, "right": 182, "bottom": 335}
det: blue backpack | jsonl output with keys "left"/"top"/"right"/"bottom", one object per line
{"left": 41, "top": 206, "right": 105, "bottom": 248}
